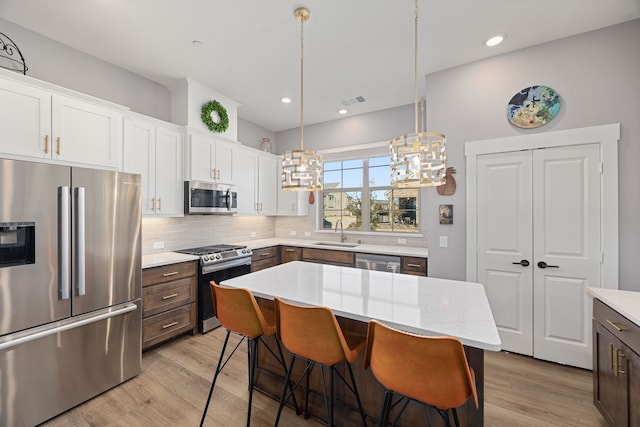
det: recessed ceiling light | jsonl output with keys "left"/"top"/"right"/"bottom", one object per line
{"left": 485, "top": 33, "right": 506, "bottom": 47}
{"left": 281, "top": 97, "right": 292, "bottom": 104}
{"left": 338, "top": 109, "right": 348, "bottom": 115}
{"left": 192, "top": 40, "right": 203, "bottom": 47}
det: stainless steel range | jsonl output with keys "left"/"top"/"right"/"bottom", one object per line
{"left": 175, "top": 244, "right": 252, "bottom": 333}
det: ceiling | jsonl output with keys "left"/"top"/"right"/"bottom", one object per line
{"left": 1, "top": 1, "right": 638, "bottom": 132}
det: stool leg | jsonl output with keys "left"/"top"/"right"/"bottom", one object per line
{"left": 273, "top": 338, "right": 301, "bottom": 415}
{"left": 304, "top": 362, "right": 314, "bottom": 419}
{"left": 246, "top": 338, "right": 258, "bottom": 427}
{"left": 275, "top": 355, "right": 296, "bottom": 427}
{"left": 378, "top": 390, "right": 393, "bottom": 427}
{"left": 200, "top": 330, "right": 231, "bottom": 427}
{"left": 452, "top": 408, "right": 460, "bottom": 427}
{"left": 346, "top": 363, "right": 367, "bottom": 426}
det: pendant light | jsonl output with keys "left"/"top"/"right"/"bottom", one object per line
{"left": 390, "top": 0, "right": 446, "bottom": 188}
{"left": 282, "top": 7, "right": 323, "bottom": 191}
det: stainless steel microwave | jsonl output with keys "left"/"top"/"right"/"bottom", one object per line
{"left": 184, "top": 181, "right": 237, "bottom": 215}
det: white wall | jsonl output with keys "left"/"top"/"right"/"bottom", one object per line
{"left": 276, "top": 20, "right": 640, "bottom": 291}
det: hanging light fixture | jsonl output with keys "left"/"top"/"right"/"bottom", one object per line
{"left": 282, "top": 6, "right": 323, "bottom": 191}
{"left": 390, "top": 0, "right": 446, "bottom": 188}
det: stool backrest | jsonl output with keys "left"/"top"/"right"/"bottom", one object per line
{"left": 210, "top": 282, "right": 273, "bottom": 339}
{"left": 364, "top": 320, "right": 478, "bottom": 410}
{"left": 274, "top": 297, "right": 358, "bottom": 365}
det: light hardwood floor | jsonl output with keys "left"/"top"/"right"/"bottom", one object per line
{"left": 40, "top": 328, "right": 606, "bottom": 427}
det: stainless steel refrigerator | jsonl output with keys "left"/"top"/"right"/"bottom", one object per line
{"left": 0, "top": 158, "right": 142, "bottom": 427}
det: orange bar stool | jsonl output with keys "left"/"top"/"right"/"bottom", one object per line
{"left": 273, "top": 297, "right": 368, "bottom": 427}
{"left": 363, "top": 320, "right": 478, "bottom": 427}
{"left": 200, "top": 282, "right": 299, "bottom": 427}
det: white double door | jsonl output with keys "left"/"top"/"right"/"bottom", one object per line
{"left": 477, "top": 143, "right": 601, "bottom": 369}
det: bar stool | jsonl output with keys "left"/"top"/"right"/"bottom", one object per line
{"left": 363, "top": 320, "right": 478, "bottom": 427}
{"left": 273, "top": 297, "right": 367, "bottom": 427}
{"left": 200, "top": 282, "right": 299, "bottom": 427}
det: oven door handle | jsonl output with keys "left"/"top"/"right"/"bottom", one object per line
{"left": 202, "top": 257, "right": 252, "bottom": 275}
{"left": 225, "top": 188, "right": 230, "bottom": 211}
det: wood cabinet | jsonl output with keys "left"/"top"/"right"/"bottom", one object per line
{"left": 593, "top": 298, "right": 640, "bottom": 426}
{"left": 123, "top": 116, "right": 183, "bottom": 216}
{"left": 302, "top": 247, "right": 354, "bottom": 267}
{"left": 234, "top": 147, "right": 277, "bottom": 215}
{"left": 280, "top": 246, "right": 302, "bottom": 264}
{"left": 0, "top": 76, "right": 123, "bottom": 169}
{"left": 142, "top": 261, "right": 197, "bottom": 350}
{"left": 186, "top": 132, "right": 235, "bottom": 183}
{"left": 401, "top": 256, "right": 428, "bottom": 276}
{"left": 251, "top": 246, "right": 279, "bottom": 272}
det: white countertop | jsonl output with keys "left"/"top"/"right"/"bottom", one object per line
{"left": 142, "top": 252, "right": 199, "bottom": 269}
{"left": 587, "top": 287, "right": 640, "bottom": 327}
{"left": 221, "top": 261, "right": 501, "bottom": 351}
{"left": 233, "top": 237, "right": 428, "bottom": 258}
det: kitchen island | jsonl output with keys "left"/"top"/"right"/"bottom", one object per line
{"left": 222, "top": 261, "right": 500, "bottom": 426}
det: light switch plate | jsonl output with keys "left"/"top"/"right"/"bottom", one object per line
{"left": 397, "top": 238, "right": 407, "bottom": 244}
{"left": 290, "top": 230, "right": 297, "bottom": 236}
{"left": 153, "top": 241, "right": 165, "bottom": 250}
{"left": 439, "top": 236, "right": 448, "bottom": 248}
{"left": 304, "top": 232, "right": 311, "bottom": 237}
{"left": 250, "top": 231, "right": 257, "bottom": 237}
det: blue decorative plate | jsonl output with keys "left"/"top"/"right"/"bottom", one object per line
{"left": 507, "top": 85, "right": 560, "bottom": 129}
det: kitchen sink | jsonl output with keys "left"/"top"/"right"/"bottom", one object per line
{"left": 312, "top": 242, "right": 359, "bottom": 248}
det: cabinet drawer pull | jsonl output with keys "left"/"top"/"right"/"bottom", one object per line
{"left": 407, "top": 263, "right": 422, "bottom": 268}
{"left": 606, "top": 319, "right": 626, "bottom": 332}
{"left": 261, "top": 253, "right": 271, "bottom": 257}
{"left": 162, "top": 271, "right": 179, "bottom": 277}
{"left": 162, "top": 321, "right": 179, "bottom": 329}
{"left": 44, "top": 135, "right": 49, "bottom": 154}
{"left": 162, "top": 293, "right": 179, "bottom": 300}
{"left": 285, "top": 248, "right": 296, "bottom": 252}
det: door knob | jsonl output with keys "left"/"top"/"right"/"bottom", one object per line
{"left": 512, "top": 259, "right": 530, "bottom": 267}
{"left": 537, "top": 261, "right": 559, "bottom": 269}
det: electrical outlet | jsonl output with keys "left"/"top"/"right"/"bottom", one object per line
{"left": 153, "top": 241, "right": 165, "bottom": 250}
{"left": 397, "top": 238, "right": 407, "bottom": 244}
{"left": 304, "top": 232, "right": 311, "bottom": 237}
{"left": 250, "top": 231, "right": 257, "bottom": 237}
{"left": 439, "top": 236, "right": 448, "bottom": 248}
{"left": 290, "top": 230, "right": 297, "bottom": 236}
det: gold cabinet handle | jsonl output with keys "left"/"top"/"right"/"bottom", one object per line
{"left": 407, "top": 263, "right": 422, "bottom": 268}
{"left": 606, "top": 319, "right": 626, "bottom": 332}
{"left": 157, "top": 197, "right": 162, "bottom": 211}
{"left": 162, "top": 271, "right": 179, "bottom": 277}
{"left": 151, "top": 197, "right": 156, "bottom": 211}
{"left": 162, "top": 293, "right": 179, "bottom": 300}
{"left": 162, "top": 321, "right": 179, "bottom": 329}
{"left": 56, "top": 137, "right": 61, "bottom": 155}
{"left": 609, "top": 343, "right": 614, "bottom": 370}
{"left": 211, "top": 169, "right": 216, "bottom": 179}
{"left": 44, "top": 135, "right": 49, "bottom": 154}
{"left": 614, "top": 347, "right": 626, "bottom": 376}
{"left": 285, "top": 248, "right": 296, "bottom": 252}
{"left": 261, "top": 252, "right": 271, "bottom": 257}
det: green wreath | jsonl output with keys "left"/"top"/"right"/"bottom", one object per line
{"left": 201, "top": 100, "right": 229, "bottom": 133}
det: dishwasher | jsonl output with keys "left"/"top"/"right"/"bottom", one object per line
{"left": 355, "top": 253, "right": 401, "bottom": 273}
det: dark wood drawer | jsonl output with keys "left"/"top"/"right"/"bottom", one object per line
{"left": 280, "top": 246, "right": 302, "bottom": 263}
{"left": 142, "top": 304, "right": 196, "bottom": 350}
{"left": 302, "top": 248, "right": 354, "bottom": 267}
{"left": 401, "top": 256, "right": 428, "bottom": 276}
{"left": 142, "top": 260, "right": 197, "bottom": 287}
{"left": 252, "top": 257, "right": 279, "bottom": 272}
{"left": 252, "top": 246, "right": 279, "bottom": 260}
{"left": 594, "top": 298, "right": 640, "bottom": 354}
{"left": 142, "top": 276, "right": 196, "bottom": 318}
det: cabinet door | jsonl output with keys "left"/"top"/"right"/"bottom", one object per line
{"left": 280, "top": 246, "right": 302, "bottom": 263}
{"left": 594, "top": 321, "right": 627, "bottom": 426}
{"left": 234, "top": 148, "right": 258, "bottom": 214}
{"left": 215, "top": 139, "right": 235, "bottom": 183}
{"left": 154, "top": 127, "right": 183, "bottom": 216}
{"left": 276, "top": 161, "right": 309, "bottom": 215}
{"left": 0, "top": 79, "right": 52, "bottom": 159}
{"left": 629, "top": 346, "right": 640, "bottom": 427}
{"left": 123, "top": 119, "right": 156, "bottom": 215}
{"left": 51, "top": 94, "right": 122, "bottom": 169}
{"left": 188, "top": 134, "right": 214, "bottom": 181}
{"left": 258, "top": 154, "right": 277, "bottom": 215}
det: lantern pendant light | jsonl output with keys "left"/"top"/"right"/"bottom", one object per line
{"left": 390, "top": 0, "right": 446, "bottom": 188}
{"left": 281, "top": 7, "right": 323, "bottom": 191}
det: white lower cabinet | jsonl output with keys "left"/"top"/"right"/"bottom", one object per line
{"left": 0, "top": 75, "right": 123, "bottom": 169}
{"left": 234, "top": 147, "right": 277, "bottom": 215}
{"left": 123, "top": 116, "right": 183, "bottom": 216}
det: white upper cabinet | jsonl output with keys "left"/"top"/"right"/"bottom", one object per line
{"left": 0, "top": 75, "right": 123, "bottom": 169}
{"left": 233, "top": 146, "right": 277, "bottom": 215}
{"left": 276, "top": 161, "right": 309, "bottom": 216}
{"left": 186, "top": 132, "right": 235, "bottom": 183}
{"left": 123, "top": 116, "right": 183, "bottom": 216}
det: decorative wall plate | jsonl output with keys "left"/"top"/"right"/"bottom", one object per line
{"left": 507, "top": 85, "right": 560, "bottom": 129}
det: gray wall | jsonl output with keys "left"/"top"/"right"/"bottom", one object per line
{"left": 237, "top": 117, "right": 276, "bottom": 151}
{"left": 276, "top": 19, "right": 640, "bottom": 291}
{"left": 0, "top": 18, "right": 171, "bottom": 121}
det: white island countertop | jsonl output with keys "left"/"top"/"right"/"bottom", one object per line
{"left": 222, "top": 261, "right": 501, "bottom": 351}
{"left": 587, "top": 287, "right": 640, "bottom": 327}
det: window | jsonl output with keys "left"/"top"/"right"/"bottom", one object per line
{"left": 321, "top": 156, "right": 419, "bottom": 233}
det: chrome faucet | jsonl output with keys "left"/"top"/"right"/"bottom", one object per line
{"left": 334, "top": 219, "right": 347, "bottom": 243}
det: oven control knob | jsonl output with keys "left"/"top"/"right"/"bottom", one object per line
{"left": 215, "top": 254, "right": 222, "bottom": 260}
{"left": 203, "top": 255, "right": 209, "bottom": 261}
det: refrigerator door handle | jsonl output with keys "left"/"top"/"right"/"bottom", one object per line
{"left": 75, "top": 187, "right": 86, "bottom": 296}
{"left": 58, "top": 186, "right": 70, "bottom": 300}
{"left": 0, "top": 302, "right": 138, "bottom": 351}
